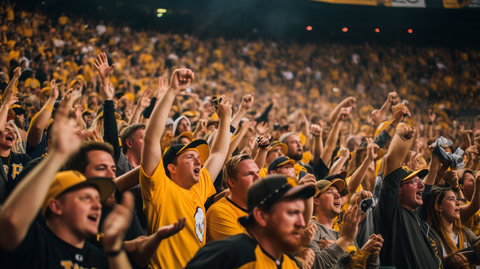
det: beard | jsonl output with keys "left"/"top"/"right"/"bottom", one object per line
{"left": 264, "top": 218, "right": 302, "bottom": 253}
{"left": 289, "top": 150, "right": 303, "bottom": 161}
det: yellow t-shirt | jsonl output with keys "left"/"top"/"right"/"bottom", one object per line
{"left": 140, "top": 162, "right": 216, "bottom": 269}
{"left": 259, "top": 167, "right": 268, "bottom": 178}
{"left": 206, "top": 197, "right": 248, "bottom": 242}
{"left": 294, "top": 163, "right": 307, "bottom": 177}
{"left": 25, "top": 78, "right": 40, "bottom": 89}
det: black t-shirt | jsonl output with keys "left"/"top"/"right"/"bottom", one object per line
{"left": 373, "top": 167, "right": 443, "bottom": 269}
{"left": 1, "top": 152, "right": 32, "bottom": 195}
{"left": 185, "top": 233, "right": 301, "bottom": 269}
{"left": 0, "top": 220, "right": 108, "bottom": 269}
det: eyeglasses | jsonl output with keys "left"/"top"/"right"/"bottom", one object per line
{"left": 400, "top": 177, "right": 423, "bottom": 186}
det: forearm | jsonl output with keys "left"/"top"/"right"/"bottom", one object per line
{"left": 225, "top": 130, "right": 246, "bottom": 163}
{"left": 423, "top": 158, "right": 439, "bottom": 185}
{"left": 230, "top": 108, "right": 247, "bottom": 129}
{"left": 328, "top": 157, "right": 347, "bottom": 176}
{"left": 0, "top": 151, "right": 66, "bottom": 251}
{"left": 132, "top": 233, "right": 163, "bottom": 267}
{"left": 0, "top": 106, "right": 9, "bottom": 132}
{"left": 254, "top": 148, "right": 268, "bottom": 170}
{"left": 114, "top": 167, "right": 140, "bottom": 193}
{"left": 103, "top": 100, "right": 121, "bottom": 161}
{"left": 321, "top": 120, "right": 342, "bottom": 166}
{"left": 204, "top": 116, "right": 231, "bottom": 180}
{"left": 375, "top": 100, "right": 392, "bottom": 127}
{"left": 0, "top": 76, "right": 18, "bottom": 102}
{"left": 385, "top": 134, "right": 413, "bottom": 175}
{"left": 328, "top": 100, "right": 348, "bottom": 124}
{"left": 27, "top": 100, "right": 55, "bottom": 146}
{"left": 108, "top": 252, "right": 133, "bottom": 269}
{"left": 461, "top": 182, "right": 480, "bottom": 222}
{"left": 312, "top": 136, "right": 323, "bottom": 165}
{"left": 347, "top": 158, "right": 372, "bottom": 194}
{"left": 128, "top": 104, "right": 143, "bottom": 125}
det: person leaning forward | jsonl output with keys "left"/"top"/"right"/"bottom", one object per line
{"left": 185, "top": 174, "right": 316, "bottom": 269}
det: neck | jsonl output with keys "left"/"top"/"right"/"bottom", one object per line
{"left": 228, "top": 191, "right": 247, "bottom": 210}
{"left": 0, "top": 147, "right": 11, "bottom": 157}
{"left": 249, "top": 227, "right": 284, "bottom": 261}
{"left": 441, "top": 216, "right": 454, "bottom": 234}
{"left": 46, "top": 218, "right": 85, "bottom": 249}
{"left": 171, "top": 175, "right": 194, "bottom": 190}
{"left": 125, "top": 151, "right": 140, "bottom": 168}
{"left": 314, "top": 210, "right": 335, "bottom": 229}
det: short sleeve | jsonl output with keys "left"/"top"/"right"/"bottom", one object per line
{"left": 206, "top": 202, "right": 245, "bottom": 241}
{"left": 139, "top": 159, "right": 168, "bottom": 202}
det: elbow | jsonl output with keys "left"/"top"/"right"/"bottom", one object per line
{"left": 0, "top": 214, "right": 22, "bottom": 252}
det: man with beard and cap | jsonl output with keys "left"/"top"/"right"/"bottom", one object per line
{"left": 185, "top": 174, "right": 316, "bottom": 269}
{"left": 279, "top": 132, "right": 311, "bottom": 176}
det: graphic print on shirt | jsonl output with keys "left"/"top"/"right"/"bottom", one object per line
{"left": 194, "top": 207, "right": 206, "bottom": 243}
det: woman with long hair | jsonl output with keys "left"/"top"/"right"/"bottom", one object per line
{"left": 426, "top": 187, "right": 480, "bottom": 268}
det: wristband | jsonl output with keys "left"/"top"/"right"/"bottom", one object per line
{"left": 106, "top": 244, "right": 124, "bottom": 257}
{"left": 258, "top": 143, "right": 269, "bottom": 149}
{"left": 389, "top": 124, "right": 396, "bottom": 130}
{"left": 396, "top": 133, "right": 406, "bottom": 141}
{"left": 451, "top": 184, "right": 463, "bottom": 192}
{"left": 229, "top": 125, "right": 236, "bottom": 134}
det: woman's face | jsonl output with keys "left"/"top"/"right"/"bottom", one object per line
{"left": 439, "top": 190, "right": 460, "bottom": 223}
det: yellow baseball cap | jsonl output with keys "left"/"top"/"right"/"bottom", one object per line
{"left": 42, "top": 171, "right": 116, "bottom": 216}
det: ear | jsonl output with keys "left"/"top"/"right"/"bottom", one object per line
{"left": 313, "top": 196, "right": 321, "bottom": 206}
{"left": 48, "top": 199, "right": 63, "bottom": 216}
{"left": 270, "top": 170, "right": 277, "bottom": 175}
{"left": 252, "top": 207, "right": 268, "bottom": 227}
{"left": 228, "top": 178, "right": 235, "bottom": 189}
{"left": 167, "top": 163, "right": 177, "bottom": 175}
{"left": 125, "top": 138, "right": 133, "bottom": 149}
{"left": 435, "top": 203, "right": 442, "bottom": 213}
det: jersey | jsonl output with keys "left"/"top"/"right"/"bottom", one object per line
{"left": 185, "top": 233, "right": 301, "bottom": 269}
{"left": 206, "top": 197, "right": 248, "bottom": 241}
{"left": 1, "top": 152, "right": 32, "bottom": 195}
{"left": 259, "top": 167, "right": 268, "bottom": 178}
{"left": 0, "top": 220, "right": 107, "bottom": 269}
{"left": 139, "top": 160, "right": 216, "bottom": 269}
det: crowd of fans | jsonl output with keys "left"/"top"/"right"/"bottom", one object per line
{"left": 1, "top": 1, "right": 480, "bottom": 269}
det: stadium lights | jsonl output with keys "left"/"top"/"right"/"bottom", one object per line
{"left": 333, "top": 88, "right": 339, "bottom": 92}
{"left": 342, "top": 27, "right": 348, "bottom": 32}
{"left": 157, "top": 8, "right": 167, "bottom": 17}
{"left": 408, "top": 29, "right": 413, "bottom": 33}
{"left": 375, "top": 28, "right": 380, "bottom": 33}
{"left": 306, "top": 26, "right": 313, "bottom": 31}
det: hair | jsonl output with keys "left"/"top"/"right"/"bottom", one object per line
{"left": 222, "top": 154, "right": 253, "bottom": 190}
{"left": 64, "top": 141, "right": 114, "bottom": 174}
{"left": 120, "top": 123, "right": 145, "bottom": 154}
{"left": 426, "top": 187, "right": 464, "bottom": 255}
{"left": 6, "top": 120, "right": 25, "bottom": 153}
{"left": 89, "top": 116, "right": 104, "bottom": 138}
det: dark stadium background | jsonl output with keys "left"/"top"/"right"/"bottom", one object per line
{"left": 20, "top": 0, "right": 480, "bottom": 46}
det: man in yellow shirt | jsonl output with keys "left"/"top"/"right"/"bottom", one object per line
{"left": 206, "top": 154, "right": 259, "bottom": 241}
{"left": 25, "top": 71, "right": 40, "bottom": 89}
{"left": 139, "top": 68, "right": 233, "bottom": 269}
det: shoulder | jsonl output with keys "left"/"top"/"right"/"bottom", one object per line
{"left": 186, "top": 234, "right": 257, "bottom": 269}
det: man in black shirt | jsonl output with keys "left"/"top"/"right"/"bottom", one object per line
{"left": 0, "top": 101, "right": 135, "bottom": 269}
{"left": 186, "top": 174, "right": 316, "bottom": 269}
{"left": 374, "top": 123, "right": 467, "bottom": 269}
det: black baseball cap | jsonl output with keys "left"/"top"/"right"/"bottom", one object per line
{"left": 268, "top": 156, "right": 295, "bottom": 173}
{"left": 396, "top": 166, "right": 429, "bottom": 182}
{"left": 238, "top": 174, "right": 316, "bottom": 227}
{"left": 10, "top": 102, "right": 26, "bottom": 115}
{"left": 163, "top": 140, "right": 209, "bottom": 178}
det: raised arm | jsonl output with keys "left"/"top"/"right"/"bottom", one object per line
{"left": 0, "top": 101, "right": 81, "bottom": 252}
{"left": 371, "top": 92, "right": 398, "bottom": 128}
{"left": 0, "top": 67, "right": 20, "bottom": 103}
{"left": 129, "top": 89, "right": 152, "bottom": 125}
{"left": 141, "top": 71, "right": 190, "bottom": 177}
{"left": 384, "top": 125, "right": 415, "bottom": 175}
{"left": 328, "top": 97, "right": 355, "bottom": 124}
{"left": 310, "top": 124, "right": 323, "bottom": 165}
{"left": 27, "top": 80, "right": 59, "bottom": 147}
{"left": 347, "top": 144, "right": 378, "bottom": 194}
{"left": 0, "top": 92, "right": 18, "bottom": 132}
{"left": 230, "top": 94, "right": 254, "bottom": 130}
{"left": 321, "top": 107, "right": 350, "bottom": 166}
{"left": 253, "top": 134, "right": 271, "bottom": 170}
{"left": 328, "top": 147, "right": 350, "bottom": 176}
{"left": 204, "top": 96, "right": 233, "bottom": 181}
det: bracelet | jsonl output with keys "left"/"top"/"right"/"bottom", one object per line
{"left": 106, "top": 244, "right": 124, "bottom": 257}
{"left": 389, "top": 124, "right": 396, "bottom": 130}
{"left": 396, "top": 133, "right": 406, "bottom": 141}
{"left": 475, "top": 193, "right": 480, "bottom": 197}
{"left": 451, "top": 185, "right": 463, "bottom": 192}
{"left": 312, "top": 134, "right": 320, "bottom": 137}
